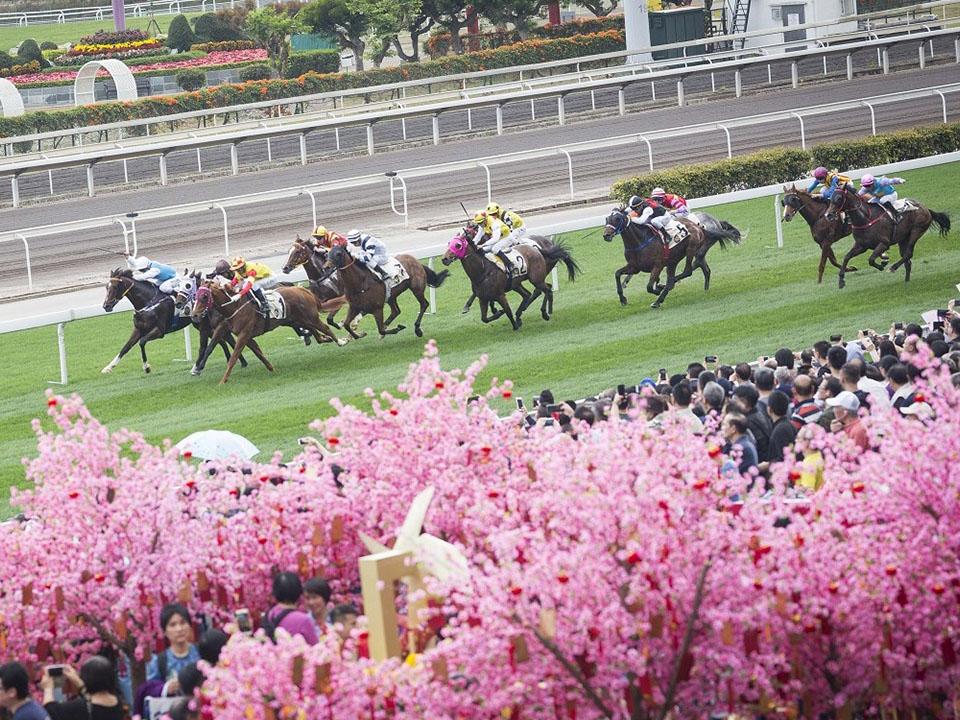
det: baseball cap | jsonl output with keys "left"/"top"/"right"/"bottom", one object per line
{"left": 900, "top": 401, "right": 934, "bottom": 420}
{"left": 826, "top": 391, "right": 860, "bottom": 413}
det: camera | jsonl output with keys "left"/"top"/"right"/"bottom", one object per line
{"left": 830, "top": 334, "right": 842, "bottom": 343}
{"left": 659, "top": 368, "right": 667, "bottom": 380}
{"left": 705, "top": 356, "right": 717, "bottom": 363}
{"left": 617, "top": 384, "right": 626, "bottom": 396}
{"left": 47, "top": 666, "right": 64, "bottom": 678}
{"left": 235, "top": 609, "right": 252, "bottom": 633}
{"left": 894, "top": 322, "right": 903, "bottom": 330}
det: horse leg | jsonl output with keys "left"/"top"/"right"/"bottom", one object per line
{"left": 245, "top": 338, "right": 275, "bottom": 372}
{"left": 867, "top": 243, "right": 890, "bottom": 272}
{"left": 462, "top": 292, "right": 477, "bottom": 314}
{"left": 652, "top": 265, "right": 678, "bottom": 309}
{"left": 309, "top": 312, "right": 344, "bottom": 345}
{"left": 221, "top": 331, "right": 253, "bottom": 385}
{"left": 513, "top": 284, "right": 534, "bottom": 318}
{"left": 838, "top": 244, "right": 868, "bottom": 290}
{"left": 538, "top": 283, "right": 553, "bottom": 321}
{"left": 647, "top": 263, "right": 665, "bottom": 295}
{"left": 615, "top": 266, "right": 631, "bottom": 306}
{"left": 137, "top": 326, "right": 164, "bottom": 374}
{"left": 817, "top": 244, "right": 830, "bottom": 284}
{"left": 194, "top": 323, "right": 226, "bottom": 375}
{"left": 890, "top": 232, "right": 920, "bottom": 281}
{"left": 383, "top": 297, "right": 403, "bottom": 328}
{"left": 102, "top": 327, "right": 142, "bottom": 373}
{"left": 698, "top": 257, "right": 711, "bottom": 291}
{"left": 482, "top": 299, "right": 504, "bottom": 322}
{"left": 498, "top": 294, "right": 521, "bottom": 330}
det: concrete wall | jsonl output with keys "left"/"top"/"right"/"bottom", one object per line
{"left": 737, "top": 0, "right": 860, "bottom": 51}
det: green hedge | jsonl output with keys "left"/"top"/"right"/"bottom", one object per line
{"left": 611, "top": 149, "right": 812, "bottom": 202}
{"left": 811, "top": 123, "right": 960, "bottom": 170}
{"left": 0, "top": 31, "right": 624, "bottom": 137}
{"left": 610, "top": 123, "right": 960, "bottom": 202}
{"left": 283, "top": 49, "right": 340, "bottom": 79}
{"left": 426, "top": 17, "right": 623, "bottom": 58}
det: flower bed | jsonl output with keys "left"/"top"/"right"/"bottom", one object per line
{"left": 7, "top": 49, "right": 267, "bottom": 85}
{"left": 67, "top": 38, "right": 165, "bottom": 57}
{"left": 77, "top": 28, "right": 151, "bottom": 45}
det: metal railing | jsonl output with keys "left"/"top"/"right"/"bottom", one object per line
{"left": 3, "top": 28, "right": 960, "bottom": 207}
{"left": 2, "top": 82, "right": 958, "bottom": 294}
{"left": 0, "top": 0, "right": 290, "bottom": 26}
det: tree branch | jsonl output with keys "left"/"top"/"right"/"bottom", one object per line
{"left": 656, "top": 559, "right": 712, "bottom": 720}
{"left": 79, "top": 611, "right": 128, "bottom": 652}
{"left": 512, "top": 614, "right": 615, "bottom": 719}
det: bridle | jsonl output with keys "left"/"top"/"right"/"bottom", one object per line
{"left": 605, "top": 209, "right": 655, "bottom": 253}
{"left": 108, "top": 275, "right": 134, "bottom": 301}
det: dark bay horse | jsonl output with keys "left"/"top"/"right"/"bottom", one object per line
{"left": 825, "top": 186, "right": 951, "bottom": 289}
{"left": 281, "top": 236, "right": 351, "bottom": 328}
{"left": 101, "top": 269, "right": 239, "bottom": 375}
{"left": 191, "top": 282, "right": 346, "bottom": 385}
{"left": 325, "top": 245, "right": 449, "bottom": 339}
{"left": 172, "top": 272, "right": 248, "bottom": 376}
{"left": 441, "top": 234, "right": 580, "bottom": 329}
{"left": 602, "top": 208, "right": 741, "bottom": 308}
{"left": 781, "top": 185, "right": 858, "bottom": 284}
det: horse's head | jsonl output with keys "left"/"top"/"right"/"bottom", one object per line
{"left": 781, "top": 185, "right": 801, "bottom": 223}
{"left": 191, "top": 284, "right": 215, "bottom": 319}
{"left": 602, "top": 208, "right": 627, "bottom": 242}
{"left": 283, "top": 235, "right": 313, "bottom": 274}
{"left": 824, "top": 188, "right": 849, "bottom": 222}
{"left": 174, "top": 273, "right": 198, "bottom": 311}
{"left": 325, "top": 245, "right": 350, "bottom": 270}
{"left": 442, "top": 235, "right": 470, "bottom": 265}
{"left": 103, "top": 268, "right": 133, "bottom": 312}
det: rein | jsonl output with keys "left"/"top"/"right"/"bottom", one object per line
{"left": 837, "top": 191, "right": 886, "bottom": 229}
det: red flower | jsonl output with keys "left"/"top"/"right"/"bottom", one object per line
{"left": 828, "top": 581, "right": 840, "bottom": 594}
{"left": 932, "top": 583, "right": 946, "bottom": 595}
{"left": 47, "top": 398, "right": 57, "bottom": 407}
{"left": 502, "top": 390, "right": 512, "bottom": 399}
{"left": 487, "top": 491, "right": 500, "bottom": 499}
{"left": 626, "top": 551, "right": 642, "bottom": 564}
{"left": 389, "top": 409, "right": 398, "bottom": 416}
{"left": 435, "top": 382, "right": 445, "bottom": 389}
{"left": 557, "top": 572, "right": 570, "bottom": 584}
{"left": 182, "top": 451, "right": 192, "bottom": 458}
{"left": 68, "top": 491, "right": 79, "bottom": 499}
{"left": 885, "top": 565, "right": 898, "bottom": 576}
{"left": 510, "top": 586, "right": 522, "bottom": 596}
{"left": 851, "top": 482, "right": 865, "bottom": 493}
{"left": 327, "top": 437, "right": 339, "bottom": 446}
{"left": 257, "top": 537, "right": 268, "bottom": 545}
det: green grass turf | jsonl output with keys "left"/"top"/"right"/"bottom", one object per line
{"left": 0, "top": 13, "right": 202, "bottom": 53}
{"left": 1, "top": 161, "right": 957, "bottom": 499}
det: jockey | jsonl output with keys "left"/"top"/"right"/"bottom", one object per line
{"left": 807, "top": 167, "right": 853, "bottom": 199}
{"left": 474, "top": 203, "right": 526, "bottom": 279}
{"left": 627, "top": 195, "right": 671, "bottom": 238}
{"left": 229, "top": 256, "right": 277, "bottom": 318}
{"left": 310, "top": 225, "right": 347, "bottom": 251}
{"left": 651, "top": 187, "right": 689, "bottom": 217}
{"left": 346, "top": 229, "right": 390, "bottom": 281}
{"left": 126, "top": 255, "right": 180, "bottom": 294}
{"left": 859, "top": 174, "right": 906, "bottom": 222}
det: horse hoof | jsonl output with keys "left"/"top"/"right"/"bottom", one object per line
{"left": 355, "top": 331, "right": 367, "bottom": 339}
{"left": 190, "top": 367, "right": 201, "bottom": 377}
{"left": 396, "top": 325, "right": 406, "bottom": 332}
{"left": 651, "top": 302, "right": 661, "bottom": 309}
{"left": 101, "top": 366, "right": 113, "bottom": 374}
{"left": 460, "top": 306, "right": 471, "bottom": 315}
{"left": 337, "top": 338, "right": 349, "bottom": 346}
{"left": 415, "top": 326, "right": 423, "bottom": 338}
{"left": 542, "top": 312, "right": 550, "bottom": 321}
{"left": 619, "top": 297, "right": 628, "bottom": 306}
{"left": 143, "top": 363, "right": 151, "bottom": 374}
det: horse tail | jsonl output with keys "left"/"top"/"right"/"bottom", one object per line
{"left": 424, "top": 265, "right": 451, "bottom": 288}
{"left": 541, "top": 241, "right": 582, "bottom": 282}
{"left": 702, "top": 221, "right": 742, "bottom": 251}
{"left": 930, "top": 210, "right": 951, "bottom": 238}
{"left": 718, "top": 220, "right": 743, "bottom": 245}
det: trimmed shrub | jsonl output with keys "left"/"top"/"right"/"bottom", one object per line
{"left": 192, "top": 13, "right": 246, "bottom": 43}
{"left": 190, "top": 40, "right": 257, "bottom": 52}
{"left": 283, "top": 49, "right": 340, "bottom": 79}
{"left": 17, "top": 38, "right": 49, "bottom": 68}
{"left": 426, "top": 16, "right": 623, "bottom": 58}
{"left": 166, "top": 14, "right": 196, "bottom": 52}
{"left": 610, "top": 148, "right": 814, "bottom": 203}
{"left": 78, "top": 29, "right": 150, "bottom": 45}
{"left": 39, "top": 40, "right": 58, "bottom": 50}
{"left": 238, "top": 63, "right": 272, "bottom": 81}
{"left": 811, "top": 124, "right": 960, "bottom": 170}
{"left": 175, "top": 68, "right": 206, "bottom": 91}
{"left": 0, "top": 51, "right": 13, "bottom": 70}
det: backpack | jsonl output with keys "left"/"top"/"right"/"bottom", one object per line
{"left": 260, "top": 608, "right": 296, "bottom": 643}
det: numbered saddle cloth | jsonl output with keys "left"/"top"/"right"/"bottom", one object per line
{"left": 382, "top": 257, "right": 409, "bottom": 290}
{"left": 490, "top": 249, "right": 528, "bottom": 278}
{"left": 665, "top": 219, "right": 690, "bottom": 248}
{"left": 264, "top": 290, "right": 286, "bottom": 320}
{"left": 893, "top": 198, "right": 919, "bottom": 213}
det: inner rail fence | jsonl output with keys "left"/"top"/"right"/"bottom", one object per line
{"left": 3, "top": 29, "right": 960, "bottom": 207}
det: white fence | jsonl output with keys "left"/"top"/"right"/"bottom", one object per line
{"left": 0, "top": 0, "right": 291, "bottom": 27}
{"left": 3, "top": 149, "right": 958, "bottom": 386}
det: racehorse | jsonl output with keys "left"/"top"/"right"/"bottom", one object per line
{"left": 442, "top": 234, "right": 580, "bottom": 329}
{"left": 825, "top": 186, "right": 951, "bottom": 289}
{"left": 602, "top": 208, "right": 741, "bottom": 308}
{"left": 781, "top": 185, "right": 857, "bottom": 284}
{"left": 324, "top": 245, "right": 450, "bottom": 339}
{"left": 455, "top": 222, "right": 580, "bottom": 316}
{"left": 171, "top": 272, "right": 249, "bottom": 376}
{"left": 101, "top": 269, "right": 241, "bottom": 375}
{"left": 281, "top": 236, "right": 352, "bottom": 329}
{"left": 191, "top": 282, "right": 346, "bottom": 385}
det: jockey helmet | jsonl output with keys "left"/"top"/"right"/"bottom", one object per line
{"left": 230, "top": 256, "right": 246, "bottom": 271}
{"left": 132, "top": 256, "right": 151, "bottom": 271}
{"left": 347, "top": 229, "right": 362, "bottom": 244}
{"left": 311, "top": 225, "right": 328, "bottom": 239}
{"left": 813, "top": 166, "right": 828, "bottom": 180}
{"left": 214, "top": 259, "right": 231, "bottom": 276}
{"left": 651, "top": 188, "right": 666, "bottom": 199}
{"left": 473, "top": 211, "right": 487, "bottom": 223}
{"left": 860, "top": 174, "right": 875, "bottom": 187}
{"left": 486, "top": 202, "right": 502, "bottom": 217}
{"left": 628, "top": 195, "right": 642, "bottom": 209}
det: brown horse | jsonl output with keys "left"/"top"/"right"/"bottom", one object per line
{"left": 601, "top": 207, "right": 740, "bottom": 308}
{"left": 781, "top": 185, "right": 859, "bottom": 284}
{"left": 191, "top": 282, "right": 346, "bottom": 384}
{"left": 324, "top": 245, "right": 449, "bottom": 339}
{"left": 825, "top": 186, "right": 951, "bottom": 289}
{"left": 281, "top": 236, "right": 352, "bottom": 328}
{"left": 441, "top": 233, "right": 580, "bottom": 329}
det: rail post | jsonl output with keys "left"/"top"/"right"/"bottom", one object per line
{"left": 558, "top": 149, "right": 574, "bottom": 200}
{"left": 211, "top": 204, "right": 229, "bottom": 255}
{"left": 775, "top": 194, "right": 784, "bottom": 250}
{"left": 15, "top": 233, "right": 32, "bottom": 290}
{"left": 428, "top": 257, "right": 437, "bottom": 314}
{"left": 46, "top": 323, "right": 68, "bottom": 386}
{"left": 790, "top": 112, "right": 806, "bottom": 150}
{"left": 367, "top": 124, "right": 375, "bottom": 155}
{"left": 300, "top": 189, "right": 318, "bottom": 229}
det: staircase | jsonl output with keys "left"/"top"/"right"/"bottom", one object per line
{"left": 729, "top": 0, "right": 752, "bottom": 46}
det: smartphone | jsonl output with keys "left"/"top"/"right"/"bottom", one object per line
{"left": 937, "top": 309, "right": 948, "bottom": 320}
{"left": 862, "top": 329, "right": 869, "bottom": 336}
{"left": 515, "top": 397, "right": 524, "bottom": 410}
{"left": 933, "top": 320, "right": 945, "bottom": 331}
{"left": 830, "top": 334, "right": 842, "bottom": 343}
{"left": 47, "top": 666, "right": 64, "bottom": 678}
{"left": 894, "top": 322, "right": 903, "bottom": 330}
{"left": 659, "top": 368, "right": 667, "bottom": 381}
{"left": 763, "top": 356, "right": 769, "bottom": 362}
{"left": 532, "top": 397, "right": 540, "bottom": 408}
{"left": 235, "top": 609, "right": 252, "bottom": 633}
{"left": 617, "top": 384, "right": 626, "bottom": 396}
{"left": 705, "top": 356, "right": 717, "bottom": 363}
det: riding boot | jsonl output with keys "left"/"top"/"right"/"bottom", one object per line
{"left": 253, "top": 288, "right": 269, "bottom": 319}
{"left": 496, "top": 251, "right": 514, "bottom": 281}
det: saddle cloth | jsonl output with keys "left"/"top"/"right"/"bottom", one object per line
{"left": 489, "top": 249, "right": 528, "bottom": 278}
{"left": 664, "top": 219, "right": 690, "bottom": 248}
{"left": 264, "top": 290, "right": 286, "bottom": 320}
{"left": 382, "top": 257, "right": 409, "bottom": 290}
{"left": 893, "top": 198, "right": 918, "bottom": 213}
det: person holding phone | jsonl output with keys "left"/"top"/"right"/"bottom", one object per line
{"left": 41, "top": 657, "right": 125, "bottom": 720}
{"left": 0, "top": 662, "right": 50, "bottom": 720}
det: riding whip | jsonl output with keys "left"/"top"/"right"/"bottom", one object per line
{"left": 95, "top": 246, "right": 128, "bottom": 257}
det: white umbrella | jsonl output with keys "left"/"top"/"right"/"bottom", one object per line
{"left": 175, "top": 430, "right": 259, "bottom": 460}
